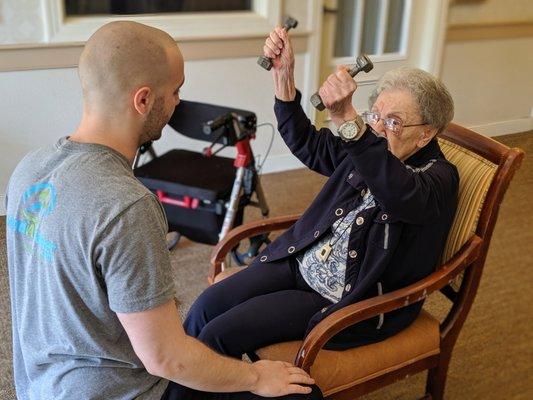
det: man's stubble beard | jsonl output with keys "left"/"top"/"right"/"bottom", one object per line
{"left": 139, "top": 96, "right": 169, "bottom": 144}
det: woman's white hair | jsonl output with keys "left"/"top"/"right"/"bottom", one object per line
{"left": 369, "top": 67, "right": 454, "bottom": 133}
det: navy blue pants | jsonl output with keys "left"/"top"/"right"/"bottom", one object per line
{"left": 184, "top": 257, "right": 331, "bottom": 358}
{"left": 161, "top": 381, "right": 324, "bottom": 400}
{"left": 172, "top": 257, "right": 329, "bottom": 399}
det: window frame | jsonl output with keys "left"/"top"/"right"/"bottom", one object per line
{"left": 331, "top": 0, "right": 413, "bottom": 76}
{"left": 42, "top": 0, "right": 281, "bottom": 43}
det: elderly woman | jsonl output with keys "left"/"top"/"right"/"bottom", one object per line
{"left": 184, "top": 27, "right": 458, "bottom": 357}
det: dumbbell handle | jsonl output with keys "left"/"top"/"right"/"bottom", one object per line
{"left": 257, "top": 17, "right": 298, "bottom": 71}
{"left": 310, "top": 54, "right": 373, "bottom": 111}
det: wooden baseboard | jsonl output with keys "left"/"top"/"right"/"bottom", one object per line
{"left": 467, "top": 117, "right": 533, "bottom": 137}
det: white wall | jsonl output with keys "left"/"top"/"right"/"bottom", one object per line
{"left": 441, "top": 36, "right": 533, "bottom": 136}
{"left": 0, "top": 0, "right": 43, "bottom": 44}
{"left": 0, "top": 68, "right": 80, "bottom": 211}
{"left": 149, "top": 54, "right": 309, "bottom": 172}
{"left": 0, "top": 53, "right": 313, "bottom": 213}
{"left": 440, "top": 0, "right": 533, "bottom": 136}
{"left": 0, "top": 0, "right": 320, "bottom": 215}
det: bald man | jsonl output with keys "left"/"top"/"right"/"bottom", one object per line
{"left": 6, "top": 21, "right": 322, "bottom": 400}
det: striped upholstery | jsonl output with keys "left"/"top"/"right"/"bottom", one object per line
{"left": 438, "top": 138, "right": 498, "bottom": 264}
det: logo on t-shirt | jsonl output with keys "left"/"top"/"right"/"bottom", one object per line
{"left": 7, "top": 182, "right": 58, "bottom": 261}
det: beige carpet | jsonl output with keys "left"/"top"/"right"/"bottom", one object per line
{"left": 0, "top": 131, "right": 531, "bottom": 399}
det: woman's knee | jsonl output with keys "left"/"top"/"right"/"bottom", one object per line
{"left": 197, "top": 317, "right": 245, "bottom": 357}
{"left": 183, "top": 285, "right": 226, "bottom": 337}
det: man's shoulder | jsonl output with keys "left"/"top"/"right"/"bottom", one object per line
{"left": 11, "top": 144, "right": 55, "bottom": 176}
{"left": 7, "top": 144, "right": 58, "bottom": 198}
{"left": 88, "top": 169, "right": 157, "bottom": 226}
{"left": 8, "top": 140, "right": 156, "bottom": 222}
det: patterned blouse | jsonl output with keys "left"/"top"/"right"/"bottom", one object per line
{"left": 297, "top": 191, "right": 376, "bottom": 303}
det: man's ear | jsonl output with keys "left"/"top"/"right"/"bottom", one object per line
{"left": 417, "top": 127, "right": 437, "bottom": 148}
{"left": 133, "top": 86, "right": 154, "bottom": 117}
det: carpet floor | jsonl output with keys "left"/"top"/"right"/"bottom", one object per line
{"left": 1, "top": 131, "right": 531, "bottom": 399}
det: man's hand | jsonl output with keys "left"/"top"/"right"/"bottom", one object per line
{"left": 251, "top": 360, "right": 315, "bottom": 397}
{"left": 119, "top": 300, "right": 315, "bottom": 395}
{"left": 318, "top": 65, "right": 359, "bottom": 127}
{"left": 263, "top": 27, "right": 296, "bottom": 101}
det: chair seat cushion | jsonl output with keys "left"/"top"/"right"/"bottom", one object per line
{"left": 255, "top": 310, "right": 440, "bottom": 397}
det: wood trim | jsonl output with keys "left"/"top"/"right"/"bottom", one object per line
{"left": 440, "top": 146, "right": 524, "bottom": 341}
{"left": 323, "top": 348, "right": 440, "bottom": 397}
{"left": 432, "top": 134, "right": 524, "bottom": 400}
{"left": 0, "top": 34, "right": 310, "bottom": 73}
{"left": 439, "top": 123, "right": 509, "bottom": 165}
{"left": 446, "top": 21, "right": 533, "bottom": 42}
{"left": 327, "top": 355, "right": 440, "bottom": 400}
{"left": 209, "top": 214, "right": 300, "bottom": 280}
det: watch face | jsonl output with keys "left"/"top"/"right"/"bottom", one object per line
{"left": 340, "top": 122, "right": 359, "bottom": 140}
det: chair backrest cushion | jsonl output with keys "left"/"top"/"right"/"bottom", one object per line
{"left": 438, "top": 138, "right": 498, "bottom": 264}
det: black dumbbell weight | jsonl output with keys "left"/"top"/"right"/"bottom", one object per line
{"left": 257, "top": 16, "right": 298, "bottom": 71}
{"left": 310, "top": 54, "right": 374, "bottom": 111}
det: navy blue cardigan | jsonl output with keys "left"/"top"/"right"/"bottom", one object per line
{"left": 255, "top": 91, "right": 459, "bottom": 350}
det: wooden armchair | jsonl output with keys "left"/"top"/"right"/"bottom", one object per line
{"left": 209, "top": 123, "right": 524, "bottom": 400}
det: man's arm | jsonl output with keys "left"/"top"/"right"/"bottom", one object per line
{"left": 117, "top": 299, "right": 315, "bottom": 396}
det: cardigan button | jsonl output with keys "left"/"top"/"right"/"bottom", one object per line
{"left": 260, "top": 255, "right": 268, "bottom": 262}
{"left": 349, "top": 250, "right": 358, "bottom": 259}
{"left": 381, "top": 214, "right": 388, "bottom": 221}
{"left": 348, "top": 173, "right": 354, "bottom": 179}
{"left": 356, "top": 216, "right": 364, "bottom": 226}
{"left": 288, "top": 246, "right": 296, "bottom": 254}
{"left": 314, "top": 230, "right": 320, "bottom": 238}
{"left": 345, "top": 284, "right": 352, "bottom": 292}
{"left": 335, "top": 208, "right": 343, "bottom": 216}
{"left": 321, "top": 307, "right": 328, "bottom": 313}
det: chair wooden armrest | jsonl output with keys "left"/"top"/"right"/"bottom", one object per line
{"left": 295, "top": 235, "right": 483, "bottom": 372}
{"left": 209, "top": 214, "right": 301, "bottom": 280}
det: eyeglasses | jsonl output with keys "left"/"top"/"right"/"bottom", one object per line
{"left": 361, "top": 111, "right": 426, "bottom": 134}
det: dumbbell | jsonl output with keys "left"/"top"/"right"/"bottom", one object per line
{"left": 257, "top": 16, "right": 298, "bottom": 71}
{"left": 310, "top": 54, "right": 374, "bottom": 111}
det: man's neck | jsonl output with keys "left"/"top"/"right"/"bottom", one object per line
{"left": 71, "top": 114, "right": 139, "bottom": 163}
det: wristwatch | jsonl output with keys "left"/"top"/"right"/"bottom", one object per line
{"left": 338, "top": 114, "right": 366, "bottom": 142}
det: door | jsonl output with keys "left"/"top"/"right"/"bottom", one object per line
{"left": 315, "top": 0, "right": 449, "bottom": 128}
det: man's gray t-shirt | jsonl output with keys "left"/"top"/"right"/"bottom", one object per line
{"left": 5, "top": 137, "right": 176, "bottom": 400}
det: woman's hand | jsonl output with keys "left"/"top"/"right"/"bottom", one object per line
{"left": 263, "top": 27, "right": 296, "bottom": 101}
{"left": 318, "top": 65, "right": 359, "bottom": 127}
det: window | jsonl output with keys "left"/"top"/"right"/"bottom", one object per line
{"left": 334, "top": 0, "right": 408, "bottom": 58}
{"left": 316, "top": 0, "right": 448, "bottom": 127}
{"left": 0, "top": 0, "right": 283, "bottom": 72}
{"left": 64, "top": 0, "right": 253, "bottom": 16}
{"left": 44, "top": 0, "right": 280, "bottom": 43}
